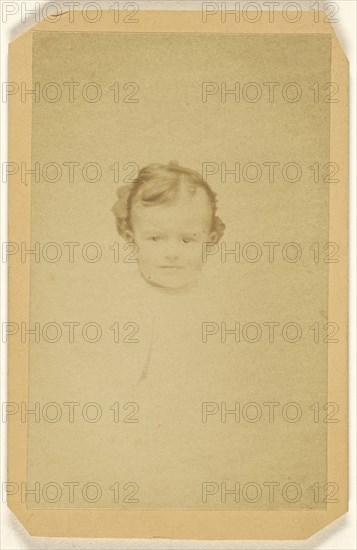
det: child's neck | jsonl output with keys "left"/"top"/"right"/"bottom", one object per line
{"left": 140, "top": 273, "right": 199, "bottom": 296}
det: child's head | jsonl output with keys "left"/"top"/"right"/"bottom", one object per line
{"left": 112, "top": 162, "right": 225, "bottom": 289}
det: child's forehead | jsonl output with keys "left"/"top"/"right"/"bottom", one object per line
{"left": 132, "top": 188, "right": 212, "bottom": 224}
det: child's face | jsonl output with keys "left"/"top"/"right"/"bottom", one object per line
{"left": 128, "top": 189, "right": 216, "bottom": 289}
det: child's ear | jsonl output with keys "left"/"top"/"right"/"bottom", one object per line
{"left": 211, "top": 216, "right": 225, "bottom": 242}
{"left": 124, "top": 229, "right": 135, "bottom": 242}
{"left": 208, "top": 230, "right": 218, "bottom": 244}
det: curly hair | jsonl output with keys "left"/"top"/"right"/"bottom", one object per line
{"left": 112, "top": 161, "right": 225, "bottom": 240}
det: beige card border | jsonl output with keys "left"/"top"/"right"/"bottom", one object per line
{"left": 8, "top": 10, "right": 348, "bottom": 539}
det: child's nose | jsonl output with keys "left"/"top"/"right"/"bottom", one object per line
{"left": 163, "top": 240, "right": 181, "bottom": 260}
{"left": 164, "top": 248, "right": 179, "bottom": 261}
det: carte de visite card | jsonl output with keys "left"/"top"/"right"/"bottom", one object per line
{"left": 6, "top": 5, "right": 348, "bottom": 540}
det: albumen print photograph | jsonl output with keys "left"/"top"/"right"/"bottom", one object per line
{"left": 27, "top": 30, "right": 331, "bottom": 509}
{"left": 5, "top": 5, "right": 349, "bottom": 540}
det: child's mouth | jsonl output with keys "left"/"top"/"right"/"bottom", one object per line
{"left": 158, "top": 266, "right": 184, "bottom": 269}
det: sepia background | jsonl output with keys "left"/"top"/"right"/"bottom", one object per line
{"left": 27, "top": 31, "right": 331, "bottom": 510}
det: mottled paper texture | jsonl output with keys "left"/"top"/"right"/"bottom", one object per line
{"left": 7, "top": 8, "right": 348, "bottom": 539}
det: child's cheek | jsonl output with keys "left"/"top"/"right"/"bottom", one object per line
{"left": 185, "top": 244, "right": 204, "bottom": 269}
{"left": 138, "top": 241, "right": 160, "bottom": 264}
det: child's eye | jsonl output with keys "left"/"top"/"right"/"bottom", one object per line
{"left": 182, "top": 238, "right": 193, "bottom": 244}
